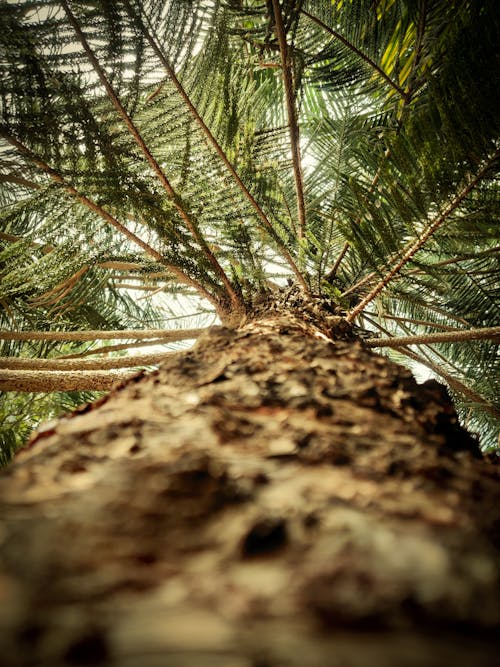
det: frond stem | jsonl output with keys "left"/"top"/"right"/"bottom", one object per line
{"left": 365, "top": 326, "right": 500, "bottom": 348}
{"left": 397, "top": 348, "right": 500, "bottom": 421}
{"left": 272, "top": 0, "right": 307, "bottom": 241}
{"left": 347, "top": 149, "right": 500, "bottom": 322}
{"left": 60, "top": 0, "right": 242, "bottom": 311}
{"left": 325, "top": 0, "right": 427, "bottom": 283}
{"left": 325, "top": 241, "right": 349, "bottom": 282}
{"left": 0, "top": 131, "right": 218, "bottom": 307}
{"left": 0, "top": 173, "right": 41, "bottom": 189}
{"left": 59, "top": 338, "right": 183, "bottom": 359}
{"left": 361, "top": 314, "right": 500, "bottom": 419}
{"left": 0, "top": 352, "right": 176, "bottom": 371}
{"left": 301, "top": 9, "right": 408, "bottom": 101}
{"left": 0, "top": 328, "right": 206, "bottom": 342}
{"left": 122, "top": 1, "right": 308, "bottom": 294}
{"left": 375, "top": 313, "right": 457, "bottom": 331}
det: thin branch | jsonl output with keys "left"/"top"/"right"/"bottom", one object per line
{"left": 0, "top": 131, "right": 217, "bottom": 307}
{"left": 341, "top": 270, "right": 376, "bottom": 297}
{"left": 30, "top": 267, "right": 89, "bottom": 307}
{"left": 375, "top": 313, "right": 457, "bottom": 331}
{"left": 326, "top": 2, "right": 428, "bottom": 282}
{"left": 347, "top": 149, "right": 500, "bottom": 322}
{"left": 404, "top": 0, "right": 428, "bottom": 103}
{"left": 324, "top": 241, "right": 349, "bottom": 282}
{"left": 58, "top": 338, "right": 181, "bottom": 359}
{"left": 0, "top": 172, "right": 41, "bottom": 189}
{"left": 0, "top": 351, "right": 176, "bottom": 370}
{"left": 122, "top": 0, "right": 308, "bottom": 293}
{"left": 397, "top": 348, "right": 500, "bottom": 421}
{"left": 368, "top": 312, "right": 467, "bottom": 376}
{"left": 365, "top": 326, "right": 500, "bottom": 348}
{"left": 0, "top": 327, "right": 205, "bottom": 342}
{"left": 61, "top": 0, "right": 242, "bottom": 311}
{"left": 361, "top": 314, "right": 500, "bottom": 419}
{"left": 407, "top": 245, "right": 500, "bottom": 272}
{"left": 301, "top": 9, "right": 408, "bottom": 100}
{"left": 272, "top": 0, "right": 307, "bottom": 241}
{"left": 97, "top": 261, "right": 142, "bottom": 271}
{"left": 111, "top": 283, "right": 164, "bottom": 292}
{"left": 0, "top": 369, "right": 136, "bottom": 392}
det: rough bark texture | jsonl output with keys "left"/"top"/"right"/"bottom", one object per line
{"left": 1, "top": 299, "right": 499, "bottom": 666}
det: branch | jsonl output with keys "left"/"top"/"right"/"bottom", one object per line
{"left": 121, "top": 0, "right": 308, "bottom": 293}
{"left": 324, "top": 241, "right": 349, "bottom": 282}
{"left": 61, "top": 0, "right": 242, "bottom": 311}
{"left": 0, "top": 369, "right": 136, "bottom": 392}
{"left": 300, "top": 9, "right": 408, "bottom": 101}
{"left": 375, "top": 313, "right": 457, "bottom": 331}
{"left": 0, "top": 172, "right": 41, "bottom": 189}
{"left": 0, "top": 131, "right": 218, "bottom": 307}
{"left": 0, "top": 351, "right": 176, "bottom": 371}
{"left": 325, "top": 2, "right": 428, "bottom": 282}
{"left": 347, "top": 149, "right": 500, "bottom": 322}
{"left": 365, "top": 326, "right": 500, "bottom": 348}
{"left": 397, "top": 348, "right": 500, "bottom": 421}
{"left": 58, "top": 338, "right": 182, "bottom": 359}
{"left": 272, "top": 0, "right": 307, "bottom": 241}
{"left": 0, "top": 327, "right": 205, "bottom": 342}
{"left": 404, "top": 0, "right": 428, "bottom": 102}
{"left": 361, "top": 314, "right": 500, "bottom": 420}
{"left": 407, "top": 245, "right": 500, "bottom": 272}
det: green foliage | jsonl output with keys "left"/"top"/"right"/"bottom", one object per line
{"left": 0, "top": 0, "right": 498, "bottom": 456}
{"left": 0, "top": 388, "right": 103, "bottom": 466}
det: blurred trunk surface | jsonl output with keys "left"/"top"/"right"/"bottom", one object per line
{"left": 1, "top": 303, "right": 499, "bottom": 666}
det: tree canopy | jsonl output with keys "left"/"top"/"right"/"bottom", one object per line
{"left": 0, "top": 0, "right": 499, "bottom": 456}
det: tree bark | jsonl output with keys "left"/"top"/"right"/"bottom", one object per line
{"left": 0, "top": 305, "right": 499, "bottom": 666}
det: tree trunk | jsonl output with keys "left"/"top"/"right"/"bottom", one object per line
{"left": 1, "top": 304, "right": 499, "bottom": 667}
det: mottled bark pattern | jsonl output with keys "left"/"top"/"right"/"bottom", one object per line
{"left": 1, "top": 303, "right": 499, "bottom": 666}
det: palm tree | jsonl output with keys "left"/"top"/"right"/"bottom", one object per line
{"left": 0, "top": 2, "right": 499, "bottom": 662}
{"left": 0, "top": 1, "right": 498, "bottom": 451}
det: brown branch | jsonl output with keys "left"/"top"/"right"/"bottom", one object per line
{"left": 324, "top": 241, "right": 349, "bottom": 282}
{"left": 121, "top": 1, "right": 308, "bottom": 293}
{"left": 272, "top": 0, "right": 307, "bottom": 241}
{"left": 347, "top": 150, "right": 500, "bottom": 322}
{"left": 325, "top": 3, "right": 428, "bottom": 282}
{"left": 365, "top": 326, "right": 500, "bottom": 349}
{"left": 58, "top": 338, "right": 182, "bottom": 359}
{"left": 0, "top": 369, "right": 136, "bottom": 392}
{"left": 301, "top": 9, "right": 408, "bottom": 100}
{"left": 407, "top": 246, "right": 500, "bottom": 273}
{"left": 61, "top": 0, "right": 242, "bottom": 311}
{"left": 397, "top": 348, "right": 500, "bottom": 421}
{"left": 403, "top": 0, "right": 428, "bottom": 102}
{"left": 376, "top": 313, "right": 457, "bottom": 332}
{"left": 30, "top": 267, "right": 89, "bottom": 307}
{"left": 361, "top": 314, "right": 500, "bottom": 419}
{"left": 0, "top": 351, "right": 176, "bottom": 371}
{"left": 0, "top": 173, "right": 41, "bottom": 189}
{"left": 0, "top": 327, "right": 205, "bottom": 342}
{"left": 0, "top": 131, "right": 217, "bottom": 307}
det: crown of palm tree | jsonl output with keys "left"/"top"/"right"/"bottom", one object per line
{"left": 0, "top": 0, "right": 498, "bottom": 456}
